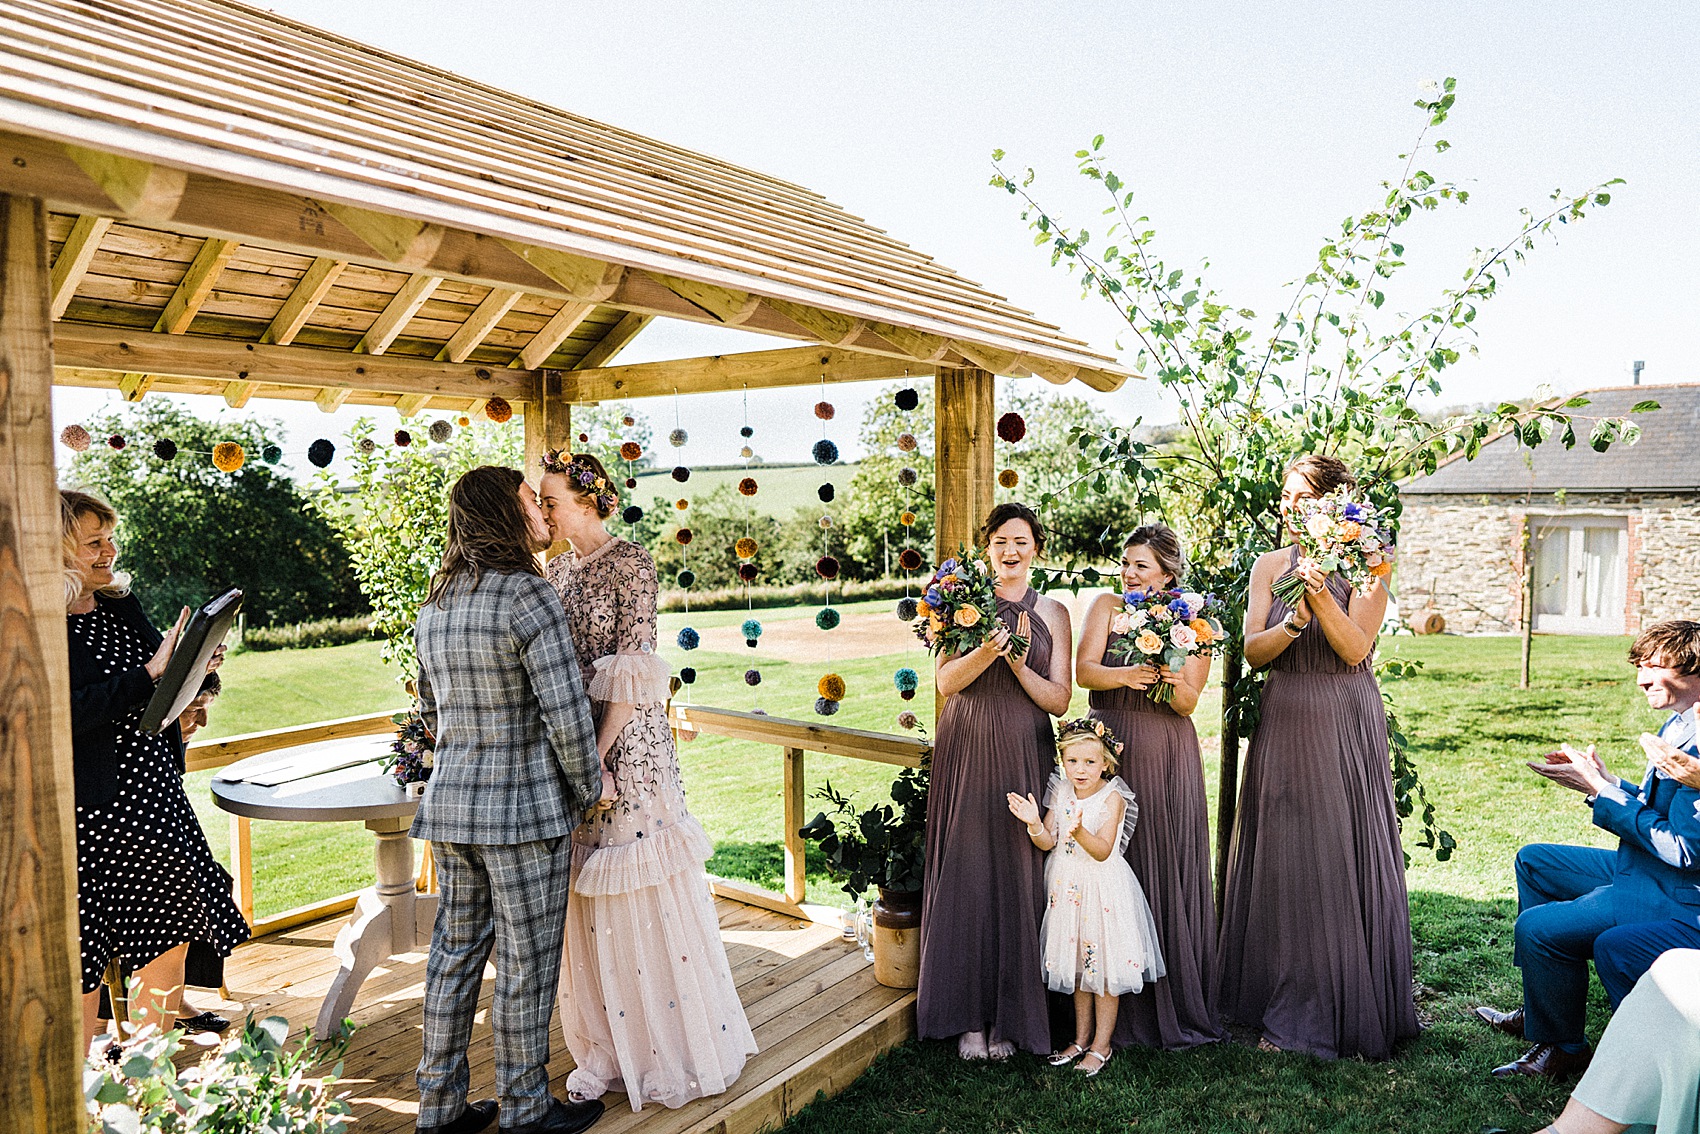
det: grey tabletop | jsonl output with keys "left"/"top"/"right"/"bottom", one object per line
{"left": 210, "top": 734, "right": 420, "bottom": 824}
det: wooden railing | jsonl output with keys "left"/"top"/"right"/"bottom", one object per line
{"left": 187, "top": 705, "right": 928, "bottom": 936}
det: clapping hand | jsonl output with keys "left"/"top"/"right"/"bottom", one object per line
{"left": 1641, "top": 732, "right": 1700, "bottom": 789}
{"left": 983, "top": 620, "right": 1012, "bottom": 656}
{"left": 1528, "top": 743, "right": 1614, "bottom": 796}
{"left": 1006, "top": 791, "right": 1041, "bottom": 826}
{"left": 1005, "top": 611, "right": 1031, "bottom": 673}
{"left": 145, "top": 606, "right": 191, "bottom": 681}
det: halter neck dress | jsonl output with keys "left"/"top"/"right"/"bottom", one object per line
{"left": 917, "top": 586, "right": 1056, "bottom": 1054}
{"left": 1215, "top": 547, "right": 1419, "bottom": 1059}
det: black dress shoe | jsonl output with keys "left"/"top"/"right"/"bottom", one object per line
{"left": 178, "top": 1011, "right": 231, "bottom": 1035}
{"left": 1472, "top": 1004, "right": 1524, "bottom": 1037}
{"left": 501, "top": 1096, "right": 605, "bottom": 1134}
{"left": 418, "top": 1098, "right": 498, "bottom": 1134}
{"left": 1491, "top": 1043, "right": 1592, "bottom": 1080}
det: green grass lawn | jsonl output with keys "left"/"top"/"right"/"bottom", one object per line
{"left": 196, "top": 628, "right": 1654, "bottom": 1130}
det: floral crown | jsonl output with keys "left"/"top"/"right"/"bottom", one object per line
{"left": 540, "top": 449, "right": 618, "bottom": 513}
{"left": 1056, "top": 717, "right": 1123, "bottom": 759}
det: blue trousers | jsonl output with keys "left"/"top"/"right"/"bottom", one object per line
{"left": 1512, "top": 843, "right": 1618, "bottom": 1046}
{"left": 1593, "top": 918, "right": 1700, "bottom": 1007}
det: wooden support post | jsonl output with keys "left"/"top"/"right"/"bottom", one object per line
{"left": 0, "top": 192, "right": 83, "bottom": 1134}
{"left": 523, "top": 369, "right": 572, "bottom": 557}
{"left": 933, "top": 365, "right": 995, "bottom": 719}
{"left": 782, "top": 747, "right": 808, "bottom": 907}
{"left": 1521, "top": 516, "right": 1535, "bottom": 690}
{"left": 1215, "top": 645, "right": 1244, "bottom": 914}
{"left": 229, "top": 814, "right": 255, "bottom": 924}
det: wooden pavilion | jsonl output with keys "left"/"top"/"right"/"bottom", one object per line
{"left": 0, "top": 2, "right": 1133, "bottom": 1131}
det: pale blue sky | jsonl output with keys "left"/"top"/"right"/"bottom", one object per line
{"left": 52, "top": 1, "right": 1700, "bottom": 473}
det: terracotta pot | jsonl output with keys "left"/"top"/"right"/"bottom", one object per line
{"left": 871, "top": 887, "right": 921, "bottom": 989}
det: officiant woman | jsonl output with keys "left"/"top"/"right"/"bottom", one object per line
{"left": 61, "top": 489, "right": 247, "bottom": 1043}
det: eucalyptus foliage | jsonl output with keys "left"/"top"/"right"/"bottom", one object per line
{"left": 992, "top": 78, "right": 1652, "bottom": 862}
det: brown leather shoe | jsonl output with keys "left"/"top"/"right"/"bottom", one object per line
{"left": 1491, "top": 1043, "right": 1592, "bottom": 1080}
{"left": 1473, "top": 1004, "right": 1524, "bottom": 1037}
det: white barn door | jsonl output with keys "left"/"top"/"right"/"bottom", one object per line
{"left": 1532, "top": 516, "right": 1628, "bottom": 635}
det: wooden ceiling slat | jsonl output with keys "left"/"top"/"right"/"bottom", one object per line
{"left": 261, "top": 256, "right": 345, "bottom": 346}
{"left": 355, "top": 273, "right": 441, "bottom": 356}
{"left": 436, "top": 287, "right": 521, "bottom": 363}
{"left": 48, "top": 213, "right": 109, "bottom": 318}
{"left": 573, "top": 312, "right": 652, "bottom": 371}
{"left": 512, "top": 301, "right": 594, "bottom": 371}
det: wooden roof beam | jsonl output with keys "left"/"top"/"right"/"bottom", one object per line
{"left": 318, "top": 201, "right": 445, "bottom": 270}
{"left": 48, "top": 214, "right": 112, "bottom": 319}
{"left": 565, "top": 345, "right": 934, "bottom": 402}
{"left": 647, "top": 273, "right": 761, "bottom": 325}
{"left": 155, "top": 238, "right": 240, "bottom": 335}
{"left": 510, "top": 301, "right": 595, "bottom": 370}
{"left": 261, "top": 257, "right": 347, "bottom": 346}
{"left": 437, "top": 287, "right": 523, "bottom": 363}
{"left": 574, "top": 312, "right": 652, "bottom": 371}
{"left": 357, "top": 273, "right": 442, "bottom": 355}
{"left": 61, "top": 144, "right": 187, "bottom": 223}
{"left": 52, "top": 324, "right": 537, "bottom": 403}
{"left": 394, "top": 393, "right": 430, "bottom": 417}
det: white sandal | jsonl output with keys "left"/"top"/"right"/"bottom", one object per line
{"left": 1077, "top": 1048, "right": 1112, "bottom": 1078}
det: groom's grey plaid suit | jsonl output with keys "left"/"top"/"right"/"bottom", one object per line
{"left": 412, "top": 570, "right": 600, "bottom": 1128}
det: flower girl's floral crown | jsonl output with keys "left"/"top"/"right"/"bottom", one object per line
{"left": 539, "top": 449, "right": 618, "bottom": 514}
{"left": 1056, "top": 717, "right": 1123, "bottom": 759}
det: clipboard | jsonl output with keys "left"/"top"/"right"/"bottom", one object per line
{"left": 139, "top": 587, "right": 243, "bottom": 735}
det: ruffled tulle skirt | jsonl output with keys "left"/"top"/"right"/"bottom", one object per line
{"left": 559, "top": 814, "right": 757, "bottom": 1110}
{"left": 1041, "top": 851, "right": 1165, "bottom": 997}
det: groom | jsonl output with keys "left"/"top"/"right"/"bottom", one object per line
{"left": 1474, "top": 619, "right": 1700, "bottom": 1080}
{"left": 412, "top": 465, "right": 604, "bottom": 1134}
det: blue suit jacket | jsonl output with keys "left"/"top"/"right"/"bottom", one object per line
{"left": 1591, "top": 712, "right": 1700, "bottom": 926}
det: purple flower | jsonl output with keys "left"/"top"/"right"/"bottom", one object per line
{"left": 925, "top": 587, "right": 944, "bottom": 608}
{"left": 1124, "top": 588, "right": 1148, "bottom": 604}
{"left": 1342, "top": 502, "right": 1366, "bottom": 521}
{"left": 1167, "top": 598, "right": 1192, "bottom": 616}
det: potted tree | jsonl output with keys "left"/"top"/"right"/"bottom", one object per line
{"left": 798, "top": 759, "right": 927, "bottom": 988}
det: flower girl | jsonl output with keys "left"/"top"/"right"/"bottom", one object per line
{"left": 1007, "top": 718, "right": 1164, "bottom": 1076}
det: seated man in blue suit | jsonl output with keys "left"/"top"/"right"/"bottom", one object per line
{"left": 1475, "top": 620, "right": 1700, "bottom": 1080}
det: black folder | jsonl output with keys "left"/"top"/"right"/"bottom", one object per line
{"left": 139, "top": 587, "right": 243, "bottom": 735}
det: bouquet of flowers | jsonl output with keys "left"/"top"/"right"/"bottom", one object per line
{"left": 1270, "top": 490, "right": 1396, "bottom": 607}
{"left": 1106, "top": 587, "right": 1231, "bottom": 703}
{"left": 384, "top": 707, "right": 434, "bottom": 787}
{"left": 912, "top": 550, "right": 1028, "bottom": 660}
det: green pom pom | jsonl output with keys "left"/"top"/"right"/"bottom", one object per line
{"left": 815, "top": 607, "right": 841, "bottom": 630}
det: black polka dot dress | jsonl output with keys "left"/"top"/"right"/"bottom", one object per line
{"left": 69, "top": 603, "right": 249, "bottom": 994}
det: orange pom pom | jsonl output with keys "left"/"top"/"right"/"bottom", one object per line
{"left": 735, "top": 537, "right": 758, "bottom": 559}
{"left": 212, "top": 442, "right": 245, "bottom": 472}
{"left": 619, "top": 441, "right": 642, "bottom": 462}
{"left": 998, "top": 468, "right": 1019, "bottom": 488}
{"left": 484, "top": 397, "right": 512, "bottom": 423}
{"left": 738, "top": 477, "right": 758, "bottom": 497}
{"left": 817, "top": 673, "right": 846, "bottom": 702}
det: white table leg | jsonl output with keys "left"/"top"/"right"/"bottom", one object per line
{"left": 314, "top": 817, "right": 421, "bottom": 1035}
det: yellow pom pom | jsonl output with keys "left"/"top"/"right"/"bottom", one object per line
{"left": 998, "top": 468, "right": 1019, "bottom": 488}
{"left": 900, "top": 510, "right": 917, "bottom": 527}
{"left": 212, "top": 442, "right": 245, "bottom": 472}
{"left": 735, "top": 537, "right": 758, "bottom": 559}
{"left": 817, "top": 673, "right": 846, "bottom": 702}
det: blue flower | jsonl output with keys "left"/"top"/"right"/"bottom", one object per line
{"left": 925, "top": 587, "right": 944, "bottom": 608}
{"left": 1166, "top": 598, "right": 1192, "bottom": 616}
{"left": 1342, "top": 502, "right": 1366, "bottom": 521}
{"left": 1124, "top": 588, "right": 1148, "bottom": 604}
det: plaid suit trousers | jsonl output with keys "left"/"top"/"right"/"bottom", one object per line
{"left": 417, "top": 837, "right": 572, "bottom": 1127}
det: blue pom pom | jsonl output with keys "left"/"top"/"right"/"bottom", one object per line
{"left": 261, "top": 443, "right": 282, "bottom": 464}
{"left": 812, "top": 439, "right": 839, "bottom": 465}
{"left": 744, "top": 669, "right": 762, "bottom": 687}
{"left": 679, "top": 667, "right": 697, "bottom": 684}
{"left": 894, "top": 667, "right": 920, "bottom": 693}
{"left": 741, "top": 618, "right": 763, "bottom": 640}
{"left": 814, "top": 697, "right": 839, "bottom": 716}
{"left": 740, "top": 425, "right": 754, "bottom": 438}
{"left": 677, "top": 627, "right": 700, "bottom": 651}
{"left": 815, "top": 607, "right": 841, "bottom": 630}
{"left": 678, "top": 569, "right": 696, "bottom": 588}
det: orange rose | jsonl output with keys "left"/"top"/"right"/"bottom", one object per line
{"left": 1339, "top": 521, "right": 1362, "bottom": 540}
{"left": 1369, "top": 560, "right": 1392, "bottom": 578}
{"left": 1135, "top": 630, "right": 1163, "bottom": 654}
{"left": 1189, "top": 618, "right": 1214, "bottom": 643}
{"left": 929, "top": 616, "right": 946, "bottom": 634}
{"left": 954, "top": 605, "right": 981, "bottom": 627}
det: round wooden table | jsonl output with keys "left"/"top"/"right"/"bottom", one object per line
{"left": 211, "top": 734, "right": 436, "bottom": 1035}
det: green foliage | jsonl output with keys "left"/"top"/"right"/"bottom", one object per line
{"left": 992, "top": 78, "right": 1639, "bottom": 861}
{"left": 798, "top": 761, "right": 930, "bottom": 898}
{"left": 237, "top": 615, "right": 374, "bottom": 652}
{"left": 65, "top": 403, "right": 365, "bottom": 628}
{"left": 306, "top": 417, "right": 523, "bottom": 679}
{"left": 84, "top": 1010, "right": 354, "bottom": 1134}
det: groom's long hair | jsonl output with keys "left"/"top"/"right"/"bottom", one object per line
{"left": 425, "top": 465, "right": 543, "bottom": 608}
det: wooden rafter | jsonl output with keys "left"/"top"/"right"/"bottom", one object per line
{"left": 511, "top": 300, "right": 594, "bottom": 370}
{"left": 356, "top": 273, "right": 441, "bottom": 355}
{"left": 318, "top": 201, "right": 445, "bottom": 269}
{"left": 565, "top": 345, "right": 932, "bottom": 402}
{"left": 61, "top": 144, "right": 187, "bottom": 222}
{"left": 47, "top": 214, "right": 111, "bottom": 319}
{"left": 315, "top": 387, "right": 351, "bottom": 413}
{"left": 394, "top": 393, "right": 429, "bottom": 417}
{"left": 574, "top": 312, "right": 651, "bottom": 371}
{"left": 261, "top": 256, "right": 347, "bottom": 345}
{"left": 155, "top": 237, "right": 240, "bottom": 335}
{"left": 436, "top": 287, "right": 522, "bottom": 363}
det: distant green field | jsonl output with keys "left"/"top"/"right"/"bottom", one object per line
{"left": 632, "top": 462, "right": 856, "bottom": 515}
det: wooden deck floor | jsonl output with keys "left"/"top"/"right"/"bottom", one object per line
{"left": 215, "top": 897, "right": 913, "bottom": 1134}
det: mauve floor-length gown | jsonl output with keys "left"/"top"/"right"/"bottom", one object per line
{"left": 1215, "top": 549, "right": 1419, "bottom": 1060}
{"left": 1089, "top": 648, "right": 1226, "bottom": 1050}
{"left": 917, "top": 587, "right": 1056, "bottom": 1054}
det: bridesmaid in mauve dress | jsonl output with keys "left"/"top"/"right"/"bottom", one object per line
{"left": 918, "top": 502, "right": 1075, "bottom": 1060}
{"left": 1216, "top": 454, "right": 1419, "bottom": 1060}
{"left": 1076, "top": 523, "right": 1225, "bottom": 1050}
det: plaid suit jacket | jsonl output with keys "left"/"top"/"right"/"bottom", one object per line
{"left": 412, "top": 569, "right": 600, "bottom": 845}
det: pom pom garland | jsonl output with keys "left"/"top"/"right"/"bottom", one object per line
{"left": 619, "top": 441, "right": 642, "bottom": 462}
{"left": 741, "top": 618, "right": 763, "bottom": 646}
{"left": 997, "top": 412, "right": 1027, "bottom": 444}
{"left": 624, "top": 477, "right": 637, "bottom": 489}
{"left": 484, "top": 397, "right": 512, "bottom": 423}
{"left": 622, "top": 415, "right": 637, "bottom": 427}
{"left": 677, "top": 569, "right": 696, "bottom": 587}
{"left": 818, "top": 516, "right": 833, "bottom": 530}
{"left": 153, "top": 439, "right": 178, "bottom": 462}
{"left": 897, "top": 548, "right": 924, "bottom": 572}
{"left": 896, "top": 597, "right": 919, "bottom": 621}
{"left": 998, "top": 468, "right": 1020, "bottom": 488}
{"left": 460, "top": 416, "right": 472, "bottom": 427}
{"left": 676, "top": 499, "right": 689, "bottom": 510}
{"left": 358, "top": 437, "right": 377, "bottom": 454}
{"left": 669, "top": 428, "right": 689, "bottom": 447}
{"left": 740, "top": 425, "right": 754, "bottom": 438}
{"left": 818, "top": 673, "right": 845, "bottom": 702}
{"left": 60, "top": 424, "right": 92, "bottom": 451}
{"left": 676, "top": 627, "right": 701, "bottom": 651}
{"left": 816, "top": 556, "right": 840, "bottom": 580}
{"left": 815, "top": 607, "right": 841, "bottom": 630}
{"left": 308, "top": 439, "right": 335, "bottom": 467}
{"left": 261, "top": 443, "right": 283, "bottom": 464}
{"left": 738, "top": 562, "right": 759, "bottom": 582}
{"left": 812, "top": 439, "right": 839, "bottom": 465}
{"left": 814, "top": 401, "right": 836, "bottom": 421}
{"left": 212, "top": 442, "right": 245, "bottom": 471}
{"left": 578, "top": 432, "right": 589, "bottom": 443}
{"left": 394, "top": 429, "right": 412, "bottom": 447}
{"left": 676, "top": 528, "right": 694, "bottom": 545}
{"left": 621, "top": 505, "right": 644, "bottom": 524}
{"left": 897, "top": 466, "right": 918, "bottom": 486}
{"left": 737, "top": 477, "right": 758, "bottom": 496}
{"left": 743, "top": 668, "right": 762, "bottom": 687}
{"left": 672, "top": 466, "right": 691, "bottom": 482}
{"left": 739, "top": 446, "right": 754, "bottom": 459}
{"left": 894, "top": 387, "right": 919, "bottom": 411}
{"left": 429, "top": 419, "right": 454, "bottom": 443}
{"left": 896, "top": 432, "right": 918, "bottom": 452}
{"left": 894, "top": 667, "right": 920, "bottom": 693}
{"left": 897, "top": 710, "right": 919, "bottom": 730}
{"left": 818, "top": 483, "right": 835, "bottom": 503}
{"left": 735, "top": 537, "right": 758, "bottom": 559}
{"left": 815, "top": 697, "right": 839, "bottom": 716}
{"left": 107, "top": 434, "right": 126, "bottom": 450}
{"left": 900, "top": 510, "right": 917, "bottom": 527}
{"left": 679, "top": 667, "right": 697, "bottom": 684}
